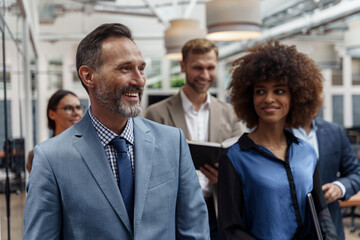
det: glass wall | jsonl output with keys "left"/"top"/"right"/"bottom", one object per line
{"left": 145, "top": 57, "right": 162, "bottom": 89}
{"left": 0, "top": 101, "right": 12, "bottom": 149}
{"left": 169, "top": 60, "right": 184, "bottom": 88}
{"left": 47, "top": 57, "right": 63, "bottom": 90}
{"left": 0, "top": 0, "right": 37, "bottom": 239}
{"left": 332, "top": 95, "right": 344, "bottom": 126}
{"left": 352, "top": 59, "right": 360, "bottom": 86}
{"left": 353, "top": 95, "right": 360, "bottom": 126}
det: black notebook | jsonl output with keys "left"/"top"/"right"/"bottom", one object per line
{"left": 188, "top": 137, "right": 239, "bottom": 170}
{"left": 307, "top": 193, "right": 323, "bottom": 240}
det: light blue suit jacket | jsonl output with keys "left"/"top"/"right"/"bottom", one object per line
{"left": 23, "top": 112, "right": 209, "bottom": 240}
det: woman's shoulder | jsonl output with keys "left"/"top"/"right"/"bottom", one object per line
{"left": 226, "top": 132, "right": 260, "bottom": 161}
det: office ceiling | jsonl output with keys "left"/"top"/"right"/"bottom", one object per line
{"left": 32, "top": 0, "right": 360, "bottom": 57}
{"left": 37, "top": 0, "right": 346, "bottom": 28}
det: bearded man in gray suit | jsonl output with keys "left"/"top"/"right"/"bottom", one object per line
{"left": 23, "top": 23, "right": 209, "bottom": 240}
{"left": 145, "top": 38, "right": 242, "bottom": 240}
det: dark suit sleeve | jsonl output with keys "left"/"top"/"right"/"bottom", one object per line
{"left": 23, "top": 145, "right": 62, "bottom": 240}
{"left": 218, "top": 154, "right": 256, "bottom": 240}
{"left": 336, "top": 127, "right": 360, "bottom": 200}
{"left": 312, "top": 164, "right": 339, "bottom": 240}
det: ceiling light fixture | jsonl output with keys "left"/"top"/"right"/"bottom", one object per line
{"left": 206, "top": 0, "right": 262, "bottom": 41}
{"left": 164, "top": 19, "right": 205, "bottom": 61}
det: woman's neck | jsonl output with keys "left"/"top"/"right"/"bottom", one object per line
{"left": 54, "top": 126, "right": 67, "bottom": 137}
{"left": 252, "top": 122, "right": 285, "bottom": 144}
{"left": 249, "top": 122, "right": 288, "bottom": 160}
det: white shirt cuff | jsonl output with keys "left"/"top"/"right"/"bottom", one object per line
{"left": 332, "top": 181, "right": 346, "bottom": 198}
{"left": 196, "top": 170, "right": 212, "bottom": 198}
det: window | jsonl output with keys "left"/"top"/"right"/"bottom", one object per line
{"left": 145, "top": 57, "right": 162, "bottom": 89}
{"left": 332, "top": 95, "right": 344, "bottom": 126}
{"left": 353, "top": 95, "right": 360, "bottom": 126}
{"left": 0, "top": 100, "right": 12, "bottom": 147}
{"left": 169, "top": 60, "right": 185, "bottom": 88}
{"left": 48, "top": 58, "right": 63, "bottom": 90}
{"left": 352, "top": 59, "right": 360, "bottom": 86}
{"left": 332, "top": 69, "right": 343, "bottom": 86}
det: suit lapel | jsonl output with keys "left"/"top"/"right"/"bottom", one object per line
{"left": 168, "top": 93, "right": 190, "bottom": 139}
{"left": 315, "top": 117, "right": 325, "bottom": 160}
{"left": 132, "top": 118, "right": 154, "bottom": 236}
{"left": 209, "top": 96, "right": 221, "bottom": 142}
{"left": 73, "top": 113, "right": 133, "bottom": 235}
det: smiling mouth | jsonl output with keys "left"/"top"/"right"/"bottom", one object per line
{"left": 262, "top": 106, "right": 280, "bottom": 113}
{"left": 123, "top": 92, "right": 139, "bottom": 97}
{"left": 195, "top": 79, "right": 211, "bottom": 84}
{"left": 262, "top": 106, "right": 280, "bottom": 110}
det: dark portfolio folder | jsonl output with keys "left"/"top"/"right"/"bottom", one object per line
{"left": 187, "top": 136, "right": 240, "bottom": 170}
{"left": 307, "top": 193, "right": 323, "bottom": 240}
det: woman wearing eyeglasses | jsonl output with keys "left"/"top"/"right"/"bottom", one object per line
{"left": 27, "top": 90, "right": 83, "bottom": 173}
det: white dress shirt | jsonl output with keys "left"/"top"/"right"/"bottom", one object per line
{"left": 180, "top": 88, "right": 213, "bottom": 198}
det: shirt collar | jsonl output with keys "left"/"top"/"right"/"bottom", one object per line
{"left": 89, "top": 107, "right": 134, "bottom": 147}
{"left": 311, "top": 119, "right": 317, "bottom": 131}
{"left": 239, "top": 130, "right": 299, "bottom": 151}
{"left": 180, "top": 87, "right": 210, "bottom": 112}
{"left": 292, "top": 119, "right": 317, "bottom": 138}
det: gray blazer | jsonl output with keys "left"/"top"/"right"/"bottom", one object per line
{"left": 144, "top": 92, "right": 242, "bottom": 142}
{"left": 23, "top": 111, "right": 210, "bottom": 240}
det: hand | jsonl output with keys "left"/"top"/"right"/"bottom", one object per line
{"left": 322, "top": 183, "right": 342, "bottom": 203}
{"left": 200, "top": 163, "right": 219, "bottom": 184}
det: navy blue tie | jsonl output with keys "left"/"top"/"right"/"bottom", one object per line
{"left": 111, "top": 137, "right": 134, "bottom": 223}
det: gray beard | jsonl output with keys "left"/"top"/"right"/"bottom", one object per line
{"left": 96, "top": 86, "right": 143, "bottom": 118}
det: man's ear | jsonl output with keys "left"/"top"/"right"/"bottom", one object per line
{"left": 180, "top": 61, "right": 186, "bottom": 73}
{"left": 78, "top": 66, "right": 96, "bottom": 89}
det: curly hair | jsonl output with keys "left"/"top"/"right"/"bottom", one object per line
{"left": 228, "top": 40, "right": 323, "bottom": 129}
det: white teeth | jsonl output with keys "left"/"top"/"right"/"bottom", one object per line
{"left": 124, "top": 92, "right": 138, "bottom": 97}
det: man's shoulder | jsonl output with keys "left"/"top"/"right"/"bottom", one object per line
{"left": 135, "top": 117, "right": 181, "bottom": 133}
{"left": 315, "top": 117, "right": 343, "bottom": 133}
{"left": 146, "top": 94, "right": 178, "bottom": 112}
{"left": 38, "top": 125, "right": 77, "bottom": 149}
{"left": 144, "top": 94, "right": 182, "bottom": 122}
{"left": 209, "top": 95, "right": 238, "bottom": 121}
{"left": 210, "top": 95, "right": 233, "bottom": 110}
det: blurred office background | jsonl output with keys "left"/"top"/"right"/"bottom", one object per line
{"left": 1, "top": 0, "right": 360, "bottom": 239}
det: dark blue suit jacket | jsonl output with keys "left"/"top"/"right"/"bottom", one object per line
{"left": 316, "top": 117, "right": 360, "bottom": 240}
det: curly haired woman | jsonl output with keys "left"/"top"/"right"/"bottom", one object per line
{"left": 218, "top": 40, "right": 338, "bottom": 240}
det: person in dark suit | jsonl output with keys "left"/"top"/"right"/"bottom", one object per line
{"left": 293, "top": 116, "right": 360, "bottom": 239}
{"left": 23, "top": 23, "right": 209, "bottom": 240}
{"left": 144, "top": 38, "right": 242, "bottom": 240}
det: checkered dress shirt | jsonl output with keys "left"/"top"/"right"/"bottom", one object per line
{"left": 88, "top": 108, "right": 135, "bottom": 184}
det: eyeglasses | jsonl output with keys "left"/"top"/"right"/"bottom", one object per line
{"left": 59, "top": 105, "right": 82, "bottom": 115}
